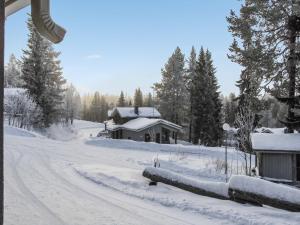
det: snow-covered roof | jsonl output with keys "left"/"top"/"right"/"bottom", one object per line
{"left": 109, "top": 118, "right": 181, "bottom": 132}
{"left": 111, "top": 107, "right": 161, "bottom": 118}
{"left": 251, "top": 133, "right": 300, "bottom": 152}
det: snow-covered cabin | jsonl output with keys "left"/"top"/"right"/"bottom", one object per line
{"left": 108, "top": 117, "right": 182, "bottom": 144}
{"left": 108, "top": 106, "right": 161, "bottom": 124}
{"left": 252, "top": 133, "right": 300, "bottom": 184}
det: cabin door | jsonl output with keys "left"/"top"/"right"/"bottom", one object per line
{"left": 156, "top": 133, "right": 160, "bottom": 143}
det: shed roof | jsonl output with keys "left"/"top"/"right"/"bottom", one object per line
{"left": 111, "top": 107, "right": 161, "bottom": 118}
{"left": 109, "top": 118, "right": 181, "bottom": 132}
{"left": 251, "top": 133, "right": 300, "bottom": 152}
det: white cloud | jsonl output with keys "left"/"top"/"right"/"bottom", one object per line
{"left": 85, "top": 54, "right": 102, "bottom": 60}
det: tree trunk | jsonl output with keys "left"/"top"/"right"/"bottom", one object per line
{"left": 287, "top": 16, "right": 297, "bottom": 133}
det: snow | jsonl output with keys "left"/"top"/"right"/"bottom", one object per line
{"left": 229, "top": 175, "right": 300, "bottom": 204}
{"left": 143, "top": 167, "right": 229, "bottom": 198}
{"left": 111, "top": 107, "right": 161, "bottom": 118}
{"left": 252, "top": 133, "right": 300, "bottom": 151}
{"left": 4, "top": 88, "right": 25, "bottom": 96}
{"left": 109, "top": 117, "right": 182, "bottom": 131}
{"left": 4, "top": 120, "right": 300, "bottom": 225}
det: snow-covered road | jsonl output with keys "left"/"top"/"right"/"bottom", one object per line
{"left": 4, "top": 121, "right": 300, "bottom": 225}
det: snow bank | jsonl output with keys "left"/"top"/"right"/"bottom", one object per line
{"left": 143, "top": 167, "right": 229, "bottom": 199}
{"left": 4, "top": 125, "right": 38, "bottom": 138}
{"left": 45, "top": 124, "right": 79, "bottom": 141}
{"left": 73, "top": 119, "right": 104, "bottom": 130}
{"left": 86, "top": 138, "right": 233, "bottom": 156}
{"left": 229, "top": 175, "right": 300, "bottom": 205}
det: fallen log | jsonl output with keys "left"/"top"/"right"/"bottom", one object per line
{"left": 229, "top": 175, "right": 300, "bottom": 212}
{"left": 143, "top": 167, "right": 229, "bottom": 200}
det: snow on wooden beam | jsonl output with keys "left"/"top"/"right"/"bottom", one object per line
{"left": 142, "top": 167, "right": 229, "bottom": 200}
{"left": 229, "top": 175, "right": 300, "bottom": 212}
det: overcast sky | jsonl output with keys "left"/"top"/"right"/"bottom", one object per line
{"left": 5, "top": 0, "right": 242, "bottom": 97}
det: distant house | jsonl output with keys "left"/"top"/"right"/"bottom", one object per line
{"left": 252, "top": 133, "right": 300, "bottom": 184}
{"left": 106, "top": 106, "right": 181, "bottom": 144}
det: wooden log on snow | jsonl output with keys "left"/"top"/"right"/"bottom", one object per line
{"left": 143, "top": 167, "right": 229, "bottom": 200}
{"left": 228, "top": 175, "right": 300, "bottom": 212}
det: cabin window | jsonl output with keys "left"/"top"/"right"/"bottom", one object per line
{"left": 297, "top": 154, "right": 300, "bottom": 181}
{"left": 145, "top": 133, "right": 151, "bottom": 142}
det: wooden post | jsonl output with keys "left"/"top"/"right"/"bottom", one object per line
{"left": 0, "top": 0, "right": 4, "bottom": 223}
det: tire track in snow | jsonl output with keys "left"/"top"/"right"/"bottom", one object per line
{"left": 8, "top": 148, "right": 67, "bottom": 225}
{"left": 36, "top": 151, "right": 198, "bottom": 225}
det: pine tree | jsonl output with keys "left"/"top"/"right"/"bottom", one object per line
{"left": 134, "top": 88, "right": 143, "bottom": 107}
{"left": 227, "top": 0, "right": 300, "bottom": 132}
{"left": 154, "top": 47, "right": 188, "bottom": 125}
{"left": 118, "top": 91, "right": 126, "bottom": 107}
{"left": 4, "top": 54, "right": 24, "bottom": 88}
{"left": 22, "top": 17, "right": 66, "bottom": 127}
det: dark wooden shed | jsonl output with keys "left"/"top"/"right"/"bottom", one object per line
{"left": 252, "top": 133, "right": 300, "bottom": 184}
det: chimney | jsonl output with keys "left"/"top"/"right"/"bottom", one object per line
{"left": 134, "top": 106, "right": 139, "bottom": 115}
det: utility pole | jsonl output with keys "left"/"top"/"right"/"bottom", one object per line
{"left": 223, "top": 123, "right": 230, "bottom": 182}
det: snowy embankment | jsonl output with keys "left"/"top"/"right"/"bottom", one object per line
{"left": 86, "top": 137, "right": 253, "bottom": 182}
{"left": 143, "top": 167, "right": 229, "bottom": 199}
{"left": 86, "top": 138, "right": 230, "bottom": 155}
{"left": 74, "top": 163, "right": 300, "bottom": 225}
{"left": 5, "top": 121, "right": 300, "bottom": 225}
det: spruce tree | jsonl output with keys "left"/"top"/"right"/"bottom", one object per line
{"left": 153, "top": 47, "right": 188, "bottom": 125}
{"left": 90, "top": 91, "right": 101, "bottom": 122}
{"left": 191, "top": 47, "right": 208, "bottom": 144}
{"left": 186, "top": 47, "right": 197, "bottom": 142}
{"left": 118, "top": 91, "right": 126, "bottom": 107}
{"left": 191, "top": 48, "right": 222, "bottom": 146}
{"left": 22, "top": 17, "right": 66, "bottom": 127}
{"left": 206, "top": 50, "right": 223, "bottom": 145}
{"left": 99, "top": 95, "right": 108, "bottom": 122}
{"left": 134, "top": 88, "right": 143, "bottom": 107}
{"left": 144, "top": 93, "right": 153, "bottom": 107}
